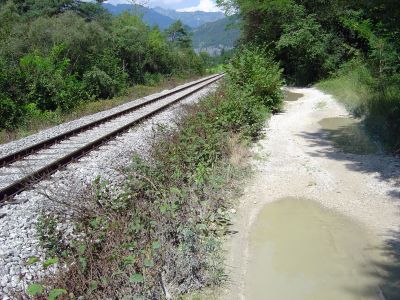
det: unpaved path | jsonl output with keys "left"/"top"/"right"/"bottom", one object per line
{"left": 223, "top": 88, "right": 400, "bottom": 299}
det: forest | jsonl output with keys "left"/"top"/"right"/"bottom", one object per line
{"left": 0, "top": 0, "right": 206, "bottom": 131}
{"left": 218, "top": 0, "right": 400, "bottom": 151}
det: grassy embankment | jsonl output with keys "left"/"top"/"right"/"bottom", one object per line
{"left": 317, "top": 60, "right": 400, "bottom": 153}
{"left": 23, "top": 47, "right": 283, "bottom": 299}
{"left": 0, "top": 75, "right": 204, "bottom": 145}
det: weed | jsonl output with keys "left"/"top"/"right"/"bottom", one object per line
{"left": 27, "top": 52, "right": 283, "bottom": 299}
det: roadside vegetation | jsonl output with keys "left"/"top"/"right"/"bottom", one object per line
{"left": 218, "top": 0, "right": 400, "bottom": 152}
{"left": 0, "top": 76, "right": 202, "bottom": 144}
{"left": 24, "top": 47, "right": 283, "bottom": 299}
{"left": 0, "top": 0, "right": 207, "bottom": 138}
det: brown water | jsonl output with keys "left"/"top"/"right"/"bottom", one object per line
{"left": 245, "top": 198, "right": 389, "bottom": 300}
{"left": 284, "top": 91, "right": 304, "bottom": 101}
{"left": 318, "top": 117, "right": 378, "bottom": 154}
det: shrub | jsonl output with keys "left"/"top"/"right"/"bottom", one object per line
{"left": 143, "top": 72, "right": 163, "bottom": 87}
{"left": 226, "top": 46, "right": 284, "bottom": 113}
{"left": 83, "top": 48, "right": 128, "bottom": 99}
{"left": 0, "top": 95, "right": 22, "bottom": 129}
{"left": 216, "top": 85, "right": 270, "bottom": 138}
{"left": 19, "top": 46, "right": 87, "bottom": 112}
{"left": 83, "top": 67, "right": 122, "bottom": 99}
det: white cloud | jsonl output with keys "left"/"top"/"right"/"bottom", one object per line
{"left": 103, "top": 0, "right": 133, "bottom": 5}
{"left": 177, "top": 0, "right": 221, "bottom": 12}
{"left": 104, "top": 0, "right": 221, "bottom": 12}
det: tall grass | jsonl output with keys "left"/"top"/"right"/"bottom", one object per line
{"left": 317, "top": 60, "right": 400, "bottom": 152}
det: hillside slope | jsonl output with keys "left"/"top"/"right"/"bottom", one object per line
{"left": 153, "top": 7, "right": 224, "bottom": 28}
{"left": 192, "top": 16, "right": 240, "bottom": 55}
{"left": 102, "top": 3, "right": 175, "bottom": 29}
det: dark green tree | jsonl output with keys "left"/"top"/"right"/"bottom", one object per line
{"left": 165, "top": 20, "right": 192, "bottom": 49}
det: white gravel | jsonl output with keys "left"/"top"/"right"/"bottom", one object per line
{"left": 0, "top": 80, "right": 219, "bottom": 299}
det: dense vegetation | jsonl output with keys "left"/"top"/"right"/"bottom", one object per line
{"left": 0, "top": 0, "right": 205, "bottom": 131}
{"left": 218, "top": 0, "right": 400, "bottom": 151}
{"left": 28, "top": 48, "right": 283, "bottom": 298}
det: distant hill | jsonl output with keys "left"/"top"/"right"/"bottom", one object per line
{"left": 192, "top": 16, "right": 240, "bottom": 56}
{"left": 153, "top": 7, "right": 225, "bottom": 28}
{"left": 101, "top": 3, "right": 175, "bottom": 29}
{"left": 102, "top": 3, "right": 240, "bottom": 56}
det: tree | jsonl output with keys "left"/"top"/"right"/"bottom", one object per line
{"left": 165, "top": 20, "right": 192, "bottom": 49}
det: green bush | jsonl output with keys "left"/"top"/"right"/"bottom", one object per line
{"left": 19, "top": 46, "right": 87, "bottom": 112}
{"left": 83, "top": 48, "right": 128, "bottom": 99}
{"left": 216, "top": 86, "right": 270, "bottom": 138}
{"left": 0, "top": 96, "right": 22, "bottom": 129}
{"left": 226, "top": 46, "right": 284, "bottom": 114}
{"left": 143, "top": 72, "right": 163, "bottom": 87}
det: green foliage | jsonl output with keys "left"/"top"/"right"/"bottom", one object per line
{"left": 20, "top": 45, "right": 86, "bottom": 112}
{"left": 0, "top": 1, "right": 207, "bottom": 131}
{"left": 129, "top": 273, "right": 144, "bottom": 283}
{"left": 26, "top": 284, "right": 45, "bottom": 296}
{"left": 36, "top": 214, "right": 65, "bottom": 256}
{"left": 219, "top": 0, "right": 400, "bottom": 152}
{"left": 276, "top": 13, "right": 345, "bottom": 84}
{"left": 43, "top": 257, "right": 59, "bottom": 268}
{"left": 318, "top": 60, "right": 400, "bottom": 152}
{"left": 165, "top": 20, "right": 192, "bottom": 49}
{"left": 26, "top": 256, "right": 40, "bottom": 265}
{"left": 0, "top": 96, "right": 21, "bottom": 129}
{"left": 226, "top": 46, "right": 283, "bottom": 117}
{"left": 48, "top": 288, "right": 67, "bottom": 300}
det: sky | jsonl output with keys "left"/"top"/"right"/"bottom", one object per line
{"left": 104, "top": 0, "right": 221, "bottom": 12}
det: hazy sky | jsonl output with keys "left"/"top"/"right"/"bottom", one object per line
{"left": 104, "top": 0, "right": 221, "bottom": 12}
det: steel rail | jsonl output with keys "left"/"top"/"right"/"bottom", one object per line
{"left": 0, "top": 74, "right": 224, "bottom": 202}
{"left": 0, "top": 73, "right": 222, "bottom": 168}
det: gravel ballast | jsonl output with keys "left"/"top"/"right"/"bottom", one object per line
{"left": 0, "top": 81, "right": 219, "bottom": 299}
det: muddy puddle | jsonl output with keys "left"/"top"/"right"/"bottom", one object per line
{"left": 318, "top": 117, "right": 378, "bottom": 154}
{"left": 245, "top": 198, "right": 397, "bottom": 300}
{"left": 284, "top": 91, "right": 304, "bottom": 101}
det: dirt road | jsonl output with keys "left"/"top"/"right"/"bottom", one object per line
{"left": 224, "top": 88, "right": 400, "bottom": 300}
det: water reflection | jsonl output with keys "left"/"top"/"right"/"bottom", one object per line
{"left": 284, "top": 91, "right": 304, "bottom": 102}
{"left": 245, "top": 198, "right": 395, "bottom": 300}
{"left": 318, "top": 117, "right": 378, "bottom": 155}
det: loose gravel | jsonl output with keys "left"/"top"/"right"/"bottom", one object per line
{"left": 0, "top": 75, "right": 222, "bottom": 197}
{"left": 0, "top": 81, "right": 219, "bottom": 299}
{"left": 0, "top": 75, "right": 217, "bottom": 159}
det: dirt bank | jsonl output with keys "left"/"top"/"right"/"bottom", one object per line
{"left": 223, "top": 88, "right": 400, "bottom": 299}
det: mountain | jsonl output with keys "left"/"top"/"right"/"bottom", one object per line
{"left": 192, "top": 16, "right": 240, "bottom": 56}
{"left": 153, "top": 7, "right": 225, "bottom": 28}
{"left": 101, "top": 3, "right": 239, "bottom": 56}
{"left": 101, "top": 3, "right": 175, "bottom": 29}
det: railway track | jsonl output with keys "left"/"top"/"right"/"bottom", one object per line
{"left": 0, "top": 73, "right": 224, "bottom": 202}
